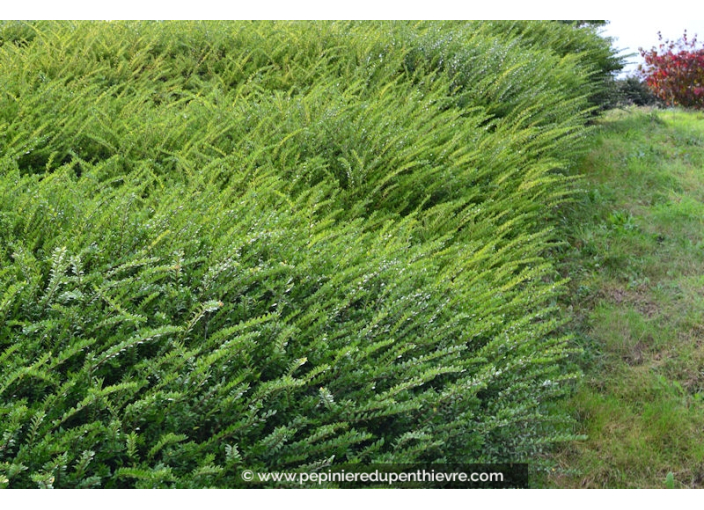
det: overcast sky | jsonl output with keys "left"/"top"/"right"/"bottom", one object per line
{"left": 601, "top": 19, "right": 704, "bottom": 75}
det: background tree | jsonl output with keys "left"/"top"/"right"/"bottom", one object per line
{"left": 639, "top": 31, "right": 704, "bottom": 109}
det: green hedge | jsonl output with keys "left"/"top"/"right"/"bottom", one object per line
{"left": 0, "top": 21, "right": 611, "bottom": 488}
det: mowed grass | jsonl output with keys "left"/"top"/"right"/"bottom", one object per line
{"left": 549, "top": 107, "right": 704, "bottom": 488}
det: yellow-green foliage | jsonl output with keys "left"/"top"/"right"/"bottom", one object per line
{"left": 0, "top": 21, "right": 611, "bottom": 488}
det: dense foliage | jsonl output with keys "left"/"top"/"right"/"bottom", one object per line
{"left": 639, "top": 31, "right": 704, "bottom": 109}
{"left": 478, "top": 21, "right": 623, "bottom": 110}
{"left": 611, "top": 76, "right": 663, "bottom": 107}
{"left": 0, "top": 21, "right": 619, "bottom": 488}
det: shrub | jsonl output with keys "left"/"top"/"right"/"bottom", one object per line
{"left": 639, "top": 31, "right": 704, "bottom": 109}
{"left": 0, "top": 21, "right": 609, "bottom": 488}
{"left": 475, "top": 21, "right": 626, "bottom": 110}
{"left": 613, "top": 76, "right": 663, "bottom": 107}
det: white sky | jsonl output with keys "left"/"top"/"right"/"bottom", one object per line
{"left": 2, "top": 2, "right": 702, "bottom": 20}
{"left": 601, "top": 19, "right": 704, "bottom": 75}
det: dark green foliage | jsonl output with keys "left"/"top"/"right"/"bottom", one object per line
{"left": 0, "top": 21, "right": 613, "bottom": 488}
{"left": 614, "top": 76, "right": 664, "bottom": 107}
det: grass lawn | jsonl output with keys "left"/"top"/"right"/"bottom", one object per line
{"left": 548, "top": 107, "right": 704, "bottom": 488}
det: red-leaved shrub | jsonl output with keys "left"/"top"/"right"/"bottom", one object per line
{"left": 639, "top": 31, "right": 704, "bottom": 109}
